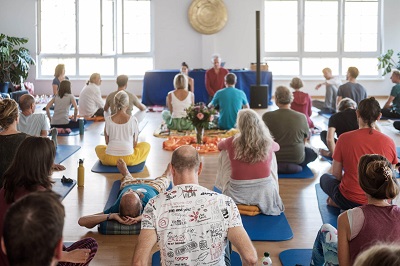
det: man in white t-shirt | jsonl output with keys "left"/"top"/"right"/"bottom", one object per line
{"left": 313, "top": 67, "right": 342, "bottom": 114}
{"left": 132, "top": 145, "right": 257, "bottom": 266}
{"left": 78, "top": 73, "right": 104, "bottom": 118}
{"left": 18, "top": 94, "right": 50, "bottom": 137}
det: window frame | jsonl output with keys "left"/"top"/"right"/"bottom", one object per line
{"left": 263, "top": 0, "right": 383, "bottom": 78}
{"left": 37, "top": 0, "right": 153, "bottom": 79}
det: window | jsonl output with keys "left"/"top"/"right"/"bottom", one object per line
{"left": 38, "top": 0, "right": 152, "bottom": 79}
{"left": 264, "top": 0, "right": 381, "bottom": 77}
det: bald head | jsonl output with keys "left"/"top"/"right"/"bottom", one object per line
{"left": 171, "top": 145, "right": 200, "bottom": 174}
{"left": 119, "top": 192, "right": 142, "bottom": 217}
{"left": 19, "top": 94, "right": 35, "bottom": 112}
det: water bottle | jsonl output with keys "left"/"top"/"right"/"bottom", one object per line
{"left": 77, "top": 159, "right": 85, "bottom": 187}
{"left": 261, "top": 252, "right": 272, "bottom": 265}
{"left": 79, "top": 118, "right": 84, "bottom": 135}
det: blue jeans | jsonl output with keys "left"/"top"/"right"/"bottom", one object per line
{"left": 311, "top": 224, "right": 339, "bottom": 266}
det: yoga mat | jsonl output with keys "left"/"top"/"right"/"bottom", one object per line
{"left": 278, "top": 166, "right": 314, "bottom": 179}
{"left": 320, "top": 113, "right": 332, "bottom": 119}
{"left": 54, "top": 145, "right": 81, "bottom": 164}
{"left": 380, "top": 116, "right": 400, "bottom": 121}
{"left": 213, "top": 187, "right": 293, "bottom": 241}
{"left": 56, "top": 120, "right": 94, "bottom": 136}
{"left": 397, "top": 147, "right": 400, "bottom": 159}
{"left": 315, "top": 183, "right": 340, "bottom": 228}
{"left": 52, "top": 178, "right": 76, "bottom": 200}
{"left": 91, "top": 160, "right": 146, "bottom": 173}
{"left": 151, "top": 250, "right": 242, "bottom": 266}
{"left": 279, "top": 249, "right": 312, "bottom": 266}
{"left": 321, "top": 155, "right": 333, "bottom": 164}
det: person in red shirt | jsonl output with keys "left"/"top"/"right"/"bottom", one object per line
{"left": 205, "top": 54, "right": 229, "bottom": 102}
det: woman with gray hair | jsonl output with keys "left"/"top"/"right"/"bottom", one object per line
{"left": 319, "top": 97, "right": 358, "bottom": 158}
{"left": 216, "top": 109, "right": 284, "bottom": 215}
{"left": 262, "top": 86, "right": 318, "bottom": 173}
{"left": 95, "top": 91, "right": 150, "bottom": 166}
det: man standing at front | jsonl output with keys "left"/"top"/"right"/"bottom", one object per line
{"left": 132, "top": 145, "right": 257, "bottom": 266}
{"left": 209, "top": 73, "right": 249, "bottom": 130}
{"left": 205, "top": 54, "right": 229, "bottom": 102}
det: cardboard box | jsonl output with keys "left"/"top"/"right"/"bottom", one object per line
{"left": 250, "top": 63, "right": 268, "bottom": 71}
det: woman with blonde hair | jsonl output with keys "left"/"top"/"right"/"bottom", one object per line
{"left": 78, "top": 73, "right": 104, "bottom": 118}
{"left": 52, "top": 64, "right": 68, "bottom": 96}
{"left": 216, "top": 109, "right": 284, "bottom": 215}
{"left": 95, "top": 90, "right": 150, "bottom": 166}
{"left": 161, "top": 73, "right": 194, "bottom": 131}
{"left": 46, "top": 80, "right": 79, "bottom": 129}
{"left": 311, "top": 154, "right": 400, "bottom": 266}
{"left": 0, "top": 98, "right": 27, "bottom": 181}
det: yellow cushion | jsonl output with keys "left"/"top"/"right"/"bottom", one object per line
{"left": 237, "top": 204, "right": 261, "bottom": 216}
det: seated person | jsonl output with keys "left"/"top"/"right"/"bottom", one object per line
{"left": 313, "top": 67, "right": 341, "bottom": 114}
{"left": 52, "top": 63, "right": 69, "bottom": 96}
{"left": 216, "top": 109, "right": 284, "bottom": 215}
{"left": 78, "top": 158, "right": 170, "bottom": 228}
{"left": 381, "top": 69, "right": 400, "bottom": 118}
{"left": 18, "top": 94, "right": 50, "bottom": 137}
{"left": 290, "top": 77, "right": 315, "bottom": 129}
{"left": 95, "top": 91, "right": 150, "bottom": 166}
{"left": 208, "top": 73, "right": 249, "bottom": 130}
{"left": 46, "top": 80, "right": 79, "bottom": 128}
{"left": 320, "top": 97, "right": 397, "bottom": 210}
{"left": 354, "top": 244, "right": 400, "bottom": 266}
{"left": 2, "top": 191, "right": 95, "bottom": 266}
{"left": 262, "top": 86, "right": 318, "bottom": 173}
{"left": 78, "top": 73, "right": 104, "bottom": 118}
{"left": 311, "top": 154, "right": 400, "bottom": 266}
{"left": 180, "top": 62, "right": 194, "bottom": 93}
{"left": 319, "top": 98, "right": 358, "bottom": 158}
{"left": 336, "top": 66, "right": 367, "bottom": 106}
{"left": 0, "top": 136, "right": 97, "bottom": 266}
{"left": 104, "top": 75, "right": 146, "bottom": 121}
{"left": 161, "top": 73, "right": 194, "bottom": 131}
{"left": 205, "top": 54, "right": 229, "bottom": 103}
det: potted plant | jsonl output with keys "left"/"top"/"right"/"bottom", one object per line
{"left": 377, "top": 49, "right": 400, "bottom": 76}
{"left": 0, "top": 34, "right": 36, "bottom": 93}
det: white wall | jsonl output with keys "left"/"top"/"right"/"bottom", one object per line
{"left": 0, "top": 0, "right": 399, "bottom": 98}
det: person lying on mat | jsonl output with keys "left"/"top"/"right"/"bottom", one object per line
{"left": 0, "top": 136, "right": 98, "bottom": 266}
{"left": 2, "top": 191, "right": 95, "bottom": 266}
{"left": 320, "top": 97, "right": 397, "bottom": 210}
{"left": 161, "top": 73, "right": 194, "bottom": 131}
{"left": 319, "top": 98, "right": 358, "bottom": 159}
{"left": 311, "top": 154, "right": 400, "bottom": 266}
{"left": 78, "top": 158, "right": 170, "bottom": 228}
{"left": 262, "top": 86, "right": 318, "bottom": 174}
{"left": 208, "top": 73, "right": 249, "bottom": 130}
{"left": 46, "top": 80, "right": 79, "bottom": 129}
{"left": 215, "top": 109, "right": 284, "bottom": 215}
{"left": 95, "top": 90, "right": 150, "bottom": 166}
{"left": 132, "top": 145, "right": 258, "bottom": 266}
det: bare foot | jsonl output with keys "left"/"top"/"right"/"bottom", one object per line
{"left": 52, "top": 163, "right": 66, "bottom": 171}
{"left": 319, "top": 149, "right": 332, "bottom": 158}
{"left": 117, "top": 159, "right": 130, "bottom": 176}
{"left": 326, "top": 197, "right": 340, "bottom": 208}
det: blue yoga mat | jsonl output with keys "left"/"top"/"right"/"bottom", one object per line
{"left": 104, "top": 180, "right": 121, "bottom": 210}
{"left": 380, "top": 116, "right": 400, "bottom": 121}
{"left": 56, "top": 120, "right": 94, "bottom": 136}
{"left": 315, "top": 183, "right": 340, "bottom": 228}
{"left": 320, "top": 113, "right": 332, "bottom": 119}
{"left": 397, "top": 147, "right": 400, "bottom": 159}
{"left": 213, "top": 186, "right": 293, "bottom": 241}
{"left": 54, "top": 145, "right": 81, "bottom": 164}
{"left": 52, "top": 178, "right": 76, "bottom": 200}
{"left": 151, "top": 250, "right": 242, "bottom": 266}
{"left": 278, "top": 166, "right": 314, "bottom": 179}
{"left": 321, "top": 155, "right": 333, "bottom": 164}
{"left": 279, "top": 249, "right": 312, "bottom": 266}
{"left": 91, "top": 160, "right": 146, "bottom": 173}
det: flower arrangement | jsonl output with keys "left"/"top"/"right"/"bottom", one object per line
{"left": 185, "top": 102, "right": 216, "bottom": 129}
{"left": 186, "top": 102, "right": 217, "bottom": 144}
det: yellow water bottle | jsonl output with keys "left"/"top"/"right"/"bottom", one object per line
{"left": 78, "top": 159, "right": 85, "bottom": 187}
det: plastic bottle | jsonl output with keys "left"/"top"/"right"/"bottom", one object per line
{"left": 77, "top": 159, "right": 85, "bottom": 187}
{"left": 79, "top": 118, "right": 84, "bottom": 135}
{"left": 261, "top": 252, "right": 272, "bottom": 265}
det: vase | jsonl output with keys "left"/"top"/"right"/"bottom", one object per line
{"left": 195, "top": 126, "right": 204, "bottom": 144}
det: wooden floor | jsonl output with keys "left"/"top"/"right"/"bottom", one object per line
{"left": 53, "top": 97, "right": 399, "bottom": 265}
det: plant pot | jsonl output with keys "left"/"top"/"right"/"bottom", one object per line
{"left": 0, "top": 82, "right": 10, "bottom": 93}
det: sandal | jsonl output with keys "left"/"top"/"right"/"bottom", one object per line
{"left": 61, "top": 175, "right": 73, "bottom": 183}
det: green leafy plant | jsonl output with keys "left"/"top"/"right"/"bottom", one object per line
{"left": 377, "top": 49, "right": 400, "bottom": 76}
{"left": 0, "top": 34, "right": 36, "bottom": 85}
{"left": 185, "top": 102, "right": 217, "bottom": 129}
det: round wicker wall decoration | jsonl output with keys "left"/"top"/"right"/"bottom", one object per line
{"left": 188, "top": 0, "right": 228, "bottom": 35}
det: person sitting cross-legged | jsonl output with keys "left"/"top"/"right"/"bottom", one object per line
{"left": 78, "top": 158, "right": 171, "bottom": 228}
{"left": 208, "top": 73, "right": 249, "bottom": 130}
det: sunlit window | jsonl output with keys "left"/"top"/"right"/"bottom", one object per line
{"left": 264, "top": 0, "right": 381, "bottom": 77}
{"left": 38, "top": 0, "right": 152, "bottom": 79}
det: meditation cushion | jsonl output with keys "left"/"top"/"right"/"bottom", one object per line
{"left": 237, "top": 204, "right": 261, "bottom": 216}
